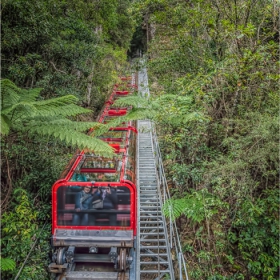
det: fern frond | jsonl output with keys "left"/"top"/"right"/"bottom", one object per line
{"left": 182, "top": 112, "right": 206, "bottom": 124}
{"left": 127, "top": 107, "right": 156, "bottom": 120}
{"left": 19, "top": 88, "right": 42, "bottom": 102}
{"left": 176, "top": 95, "right": 193, "bottom": 103}
{"left": 4, "top": 100, "right": 91, "bottom": 122}
{"left": 1, "top": 79, "right": 21, "bottom": 110}
{"left": 162, "top": 198, "right": 186, "bottom": 221}
{"left": 67, "top": 121, "right": 105, "bottom": 132}
{"left": 0, "top": 257, "right": 16, "bottom": 271}
{"left": 34, "top": 95, "right": 79, "bottom": 107}
{"left": 24, "top": 124, "right": 114, "bottom": 157}
{"left": 1, "top": 115, "right": 10, "bottom": 135}
{"left": 163, "top": 191, "right": 217, "bottom": 223}
{"left": 34, "top": 103, "right": 91, "bottom": 117}
{"left": 158, "top": 94, "right": 179, "bottom": 101}
{"left": 7, "top": 102, "right": 38, "bottom": 119}
{"left": 26, "top": 117, "right": 105, "bottom": 132}
{"left": 113, "top": 95, "right": 150, "bottom": 108}
{"left": 158, "top": 94, "right": 192, "bottom": 103}
{"left": 93, "top": 107, "right": 156, "bottom": 136}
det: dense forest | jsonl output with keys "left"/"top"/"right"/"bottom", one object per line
{"left": 1, "top": 0, "right": 279, "bottom": 279}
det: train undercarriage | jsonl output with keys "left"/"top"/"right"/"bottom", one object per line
{"left": 48, "top": 229, "right": 135, "bottom": 280}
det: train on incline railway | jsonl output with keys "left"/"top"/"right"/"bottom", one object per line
{"left": 48, "top": 75, "right": 139, "bottom": 279}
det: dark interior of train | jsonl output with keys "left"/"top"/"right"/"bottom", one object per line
{"left": 56, "top": 185, "right": 131, "bottom": 227}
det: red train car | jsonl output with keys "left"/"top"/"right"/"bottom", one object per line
{"left": 49, "top": 77, "right": 138, "bottom": 273}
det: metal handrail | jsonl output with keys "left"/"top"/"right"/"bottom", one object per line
{"left": 151, "top": 123, "right": 189, "bottom": 280}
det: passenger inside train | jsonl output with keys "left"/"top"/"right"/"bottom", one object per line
{"left": 72, "top": 186, "right": 97, "bottom": 226}
{"left": 91, "top": 186, "right": 118, "bottom": 226}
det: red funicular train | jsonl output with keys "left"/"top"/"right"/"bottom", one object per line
{"left": 49, "top": 76, "right": 138, "bottom": 274}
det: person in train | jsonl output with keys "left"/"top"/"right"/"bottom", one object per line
{"left": 72, "top": 186, "right": 98, "bottom": 225}
{"left": 91, "top": 186, "right": 118, "bottom": 226}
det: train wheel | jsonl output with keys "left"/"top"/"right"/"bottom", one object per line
{"left": 119, "top": 248, "right": 127, "bottom": 271}
{"left": 56, "top": 247, "right": 67, "bottom": 265}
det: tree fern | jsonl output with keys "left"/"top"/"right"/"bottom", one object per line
{"left": 162, "top": 198, "right": 186, "bottom": 221}
{"left": 0, "top": 256, "right": 16, "bottom": 271}
{"left": 1, "top": 115, "right": 10, "bottom": 135}
{"left": 163, "top": 190, "right": 220, "bottom": 223}
{"left": 1, "top": 79, "right": 21, "bottom": 110}
{"left": 0, "top": 79, "right": 114, "bottom": 156}
{"left": 113, "top": 95, "right": 151, "bottom": 108}
{"left": 90, "top": 107, "right": 157, "bottom": 137}
{"left": 112, "top": 94, "right": 205, "bottom": 127}
{"left": 26, "top": 123, "right": 113, "bottom": 156}
{"left": 19, "top": 88, "right": 43, "bottom": 102}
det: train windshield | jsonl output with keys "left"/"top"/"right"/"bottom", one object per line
{"left": 56, "top": 185, "right": 131, "bottom": 227}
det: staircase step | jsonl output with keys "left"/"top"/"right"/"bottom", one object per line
{"left": 140, "top": 244, "right": 167, "bottom": 250}
{"left": 140, "top": 253, "right": 168, "bottom": 257}
{"left": 139, "top": 270, "right": 170, "bottom": 273}
{"left": 139, "top": 227, "right": 164, "bottom": 230}
{"left": 140, "top": 261, "right": 169, "bottom": 265}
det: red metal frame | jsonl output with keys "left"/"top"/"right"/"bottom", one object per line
{"left": 108, "top": 109, "right": 127, "bottom": 116}
{"left": 52, "top": 181, "right": 137, "bottom": 235}
{"left": 120, "top": 76, "right": 131, "bottom": 81}
{"left": 115, "top": 90, "right": 129, "bottom": 95}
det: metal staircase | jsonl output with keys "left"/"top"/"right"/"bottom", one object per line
{"left": 133, "top": 62, "right": 189, "bottom": 280}
{"left": 136, "top": 120, "right": 175, "bottom": 280}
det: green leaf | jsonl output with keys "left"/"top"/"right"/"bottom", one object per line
{"left": 0, "top": 257, "right": 16, "bottom": 271}
{"left": 1, "top": 115, "right": 10, "bottom": 135}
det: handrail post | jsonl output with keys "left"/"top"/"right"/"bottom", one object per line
{"left": 169, "top": 205, "right": 173, "bottom": 249}
{"left": 150, "top": 107, "right": 189, "bottom": 280}
{"left": 179, "top": 252, "right": 182, "bottom": 280}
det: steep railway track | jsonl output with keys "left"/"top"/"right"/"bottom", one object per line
{"left": 14, "top": 61, "right": 188, "bottom": 280}
{"left": 47, "top": 66, "right": 185, "bottom": 280}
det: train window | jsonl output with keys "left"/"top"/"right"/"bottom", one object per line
{"left": 82, "top": 157, "right": 116, "bottom": 169}
{"left": 80, "top": 172, "right": 121, "bottom": 182}
{"left": 69, "top": 155, "right": 124, "bottom": 183}
{"left": 56, "top": 185, "right": 131, "bottom": 227}
{"left": 72, "top": 155, "right": 122, "bottom": 171}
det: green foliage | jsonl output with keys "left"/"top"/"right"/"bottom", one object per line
{"left": 139, "top": 0, "right": 279, "bottom": 278}
{"left": 1, "top": 1, "right": 136, "bottom": 279}
{"left": 228, "top": 190, "right": 279, "bottom": 278}
{"left": 1, "top": 189, "right": 51, "bottom": 280}
{"left": 163, "top": 189, "right": 225, "bottom": 223}
{"left": 111, "top": 93, "right": 206, "bottom": 128}
{"left": 1, "top": 0, "right": 135, "bottom": 106}
{"left": 1, "top": 79, "right": 114, "bottom": 156}
{"left": 0, "top": 257, "right": 16, "bottom": 272}
{"left": 1, "top": 132, "right": 70, "bottom": 207}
